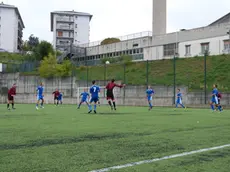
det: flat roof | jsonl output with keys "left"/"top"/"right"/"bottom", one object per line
{"left": 0, "top": 3, "right": 25, "bottom": 28}
{"left": 50, "top": 10, "right": 93, "bottom": 31}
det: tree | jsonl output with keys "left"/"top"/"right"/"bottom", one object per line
{"left": 56, "top": 60, "right": 72, "bottom": 77}
{"left": 38, "top": 53, "right": 72, "bottom": 78}
{"left": 28, "top": 34, "right": 39, "bottom": 50}
{"left": 22, "top": 40, "right": 30, "bottom": 52}
{"left": 100, "top": 38, "right": 121, "bottom": 45}
{"left": 35, "top": 41, "right": 54, "bottom": 60}
{"left": 38, "top": 53, "right": 58, "bottom": 78}
{"left": 119, "top": 55, "right": 132, "bottom": 65}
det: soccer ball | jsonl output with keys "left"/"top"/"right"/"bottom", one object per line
{"left": 105, "top": 61, "right": 110, "bottom": 64}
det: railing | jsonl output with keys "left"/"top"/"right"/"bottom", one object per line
{"left": 56, "top": 26, "right": 74, "bottom": 30}
{"left": 56, "top": 17, "right": 74, "bottom": 22}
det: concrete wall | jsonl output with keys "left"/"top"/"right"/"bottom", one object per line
{"left": 1, "top": 73, "right": 230, "bottom": 107}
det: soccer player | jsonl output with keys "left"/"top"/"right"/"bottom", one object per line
{"left": 52, "top": 89, "right": 60, "bottom": 106}
{"left": 106, "top": 79, "right": 125, "bottom": 110}
{"left": 88, "top": 81, "right": 100, "bottom": 114}
{"left": 146, "top": 86, "right": 154, "bottom": 110}
{"left": 217, "top": 92, "right": 223, "bottom": 111}
{"left": 58, "top": 92, "right": 63, "bottom": 105}
{"left": 210, "top": 84, "right": 221, "bottom": 112}
{"left": 78, "top": 89, "right": 90, "bottom": 109}
{"left": 36, "top": 82, "right": 44, "bottom": 110}
{"left": 176, "top": 89, "right": 185, "bottom": 108}
{"left": 7, "top": 83, "right": 16, "bottom": 110}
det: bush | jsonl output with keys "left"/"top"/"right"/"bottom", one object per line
{"left": 100, "top": 38, "right": 121, "bottom": 45}
{"left": 38, "top": 54, "right": 72, "bottom": 78}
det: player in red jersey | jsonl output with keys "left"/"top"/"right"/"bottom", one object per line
{"left": 52, "top": 89, "right": 60, "bottom": 105}
{"left": 106, "top": 79, "right": 125, "bottom": 110}
{"left": 7, "top": 83, "right": 16, "bottom": 110}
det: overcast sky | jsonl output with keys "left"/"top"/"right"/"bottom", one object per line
{"left": 5, "top": 0, "right": 230, "bottom": 43}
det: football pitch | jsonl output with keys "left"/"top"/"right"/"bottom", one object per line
{"left": 0, "top": 104, "right": 230, "bottom": 172}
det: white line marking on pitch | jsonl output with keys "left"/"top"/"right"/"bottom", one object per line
{"left": 89, "top": 144, "right": 230, "bottom": 172}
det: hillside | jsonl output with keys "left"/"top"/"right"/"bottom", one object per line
{"left": 75, "top": 55, "right": 230, "bottom": 91}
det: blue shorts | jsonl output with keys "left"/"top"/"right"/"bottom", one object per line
{"left": 90, "top": 97, "right": 99, "bottom": 103}
{"left": 37, "top": 95, "right": 43, "bottom": 101}
{"left": 147, "top": 96, "right": 152, "bottom": 101}
{"left": 176, "top": 98, "right": 182, "bottom": 104}
{"left": 211, "top": 97, "right": 218, "bottom": 104}
{"left": 81, "top": 99, "right": 87, "bottom": 102}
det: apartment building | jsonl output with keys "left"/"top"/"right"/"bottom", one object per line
{"left": 50, "top": 10, "right": 92, "bottom": 52}
{"left": 0, "top": 2, "right": 25, "bottom": 52}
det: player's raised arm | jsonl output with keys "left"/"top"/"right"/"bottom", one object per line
{"left": 115, "top": 83, "right": 124, "bottom": 88}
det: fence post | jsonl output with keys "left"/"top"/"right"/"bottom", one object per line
{"left": 173, "top": 56, "right": 176, "bottom": 105}
{"left": 204, "top": 51, "right": 207, "bottom": 104}
{"left": 86, "top": 61, "right": 89, "bottom": 88}
{"left": 123, "top": 63, "right": 126, "bottom": 104}
{"left": 71, "top": 69, "right": 74, "bottom": 97}
{"left": 104, "top": 64, "right": 106, "bottom": 98}
{"left": 146, "top": 60, "right": 149, "bottom": 87}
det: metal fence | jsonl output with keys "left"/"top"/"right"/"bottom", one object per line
{"left": 1, "top": 53, "right": 230, "bottom": 107}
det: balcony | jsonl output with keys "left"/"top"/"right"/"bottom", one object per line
{"left": 56, "top": 33, "right": 74, "bottom": 40}
{"left": 56, "top": 25, "right": 74, "bottom": 31}
{"left": 18, "top": 30, "right": 23, "bottom": 38}
{"left": 17, "top": 37, "right": 23, "bottom": 50}
{"left": 56, "top": 17, "right": 74, "bottom": 23}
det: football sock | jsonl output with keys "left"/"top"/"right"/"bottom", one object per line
{"left": 218, "top": 105, "right": 222, "bottom": 111}
{"left": 108, "top": 101, "right": 112, "bottom": 107}
{"left": 149, "top": 102, "right": 152, "bottom": 108}
{"left": 211, "top": 104, "right": 214, "bottom": 110}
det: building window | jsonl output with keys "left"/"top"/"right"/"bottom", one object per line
{"left": 133, "top": 43, "right": 138, "bottom": 47}
{"left": 57, "top": 31, "right": 63, "bottom": 37}
{"left": 163, "top": 43, "right": 177, "bottom": 56}
{"left": 140, "top": 48, "right": 143, "bottom": 53}
{"left": 201, "top": 42, "right": 209, "bottom": 54}
{"left": 223, "top": 40, "right": 230, "bottom": 50}
{"left": 185, "top": 45, "right": 191, "bottom": 55}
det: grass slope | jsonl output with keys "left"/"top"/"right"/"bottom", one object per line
{"left": 76, "top": 55, "right": 230, "bottom": 91}
{"left": 0, "top": 104, "right": 230, "bottom": 172}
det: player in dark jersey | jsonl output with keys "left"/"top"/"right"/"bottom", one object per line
{"left": 216, "top": 92, "right": 223, "bottom": 111}
{"left": 105, "top": 79, "right": 125, "bottom": 110}
{"left": 52, "top": 89, "right": 60, "bottom": 105}
{"left": 7, "top": 83, "right": 16, "bottom": 110}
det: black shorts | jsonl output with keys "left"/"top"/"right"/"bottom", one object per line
{"left": 106, "top": 90, "right": 114, "bottom": 100}
{"left": 8, "top": 94, "right": 14, "bottom": 101}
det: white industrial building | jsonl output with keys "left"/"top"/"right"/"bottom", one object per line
{"left": 50, "top": 10, "right": 92, "bottom": 52}
{"left": 0, "top": 2, "right": 25, "bottom": 52}
{"left": 69, "top": 0, "right": 230, "bottom": 65}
